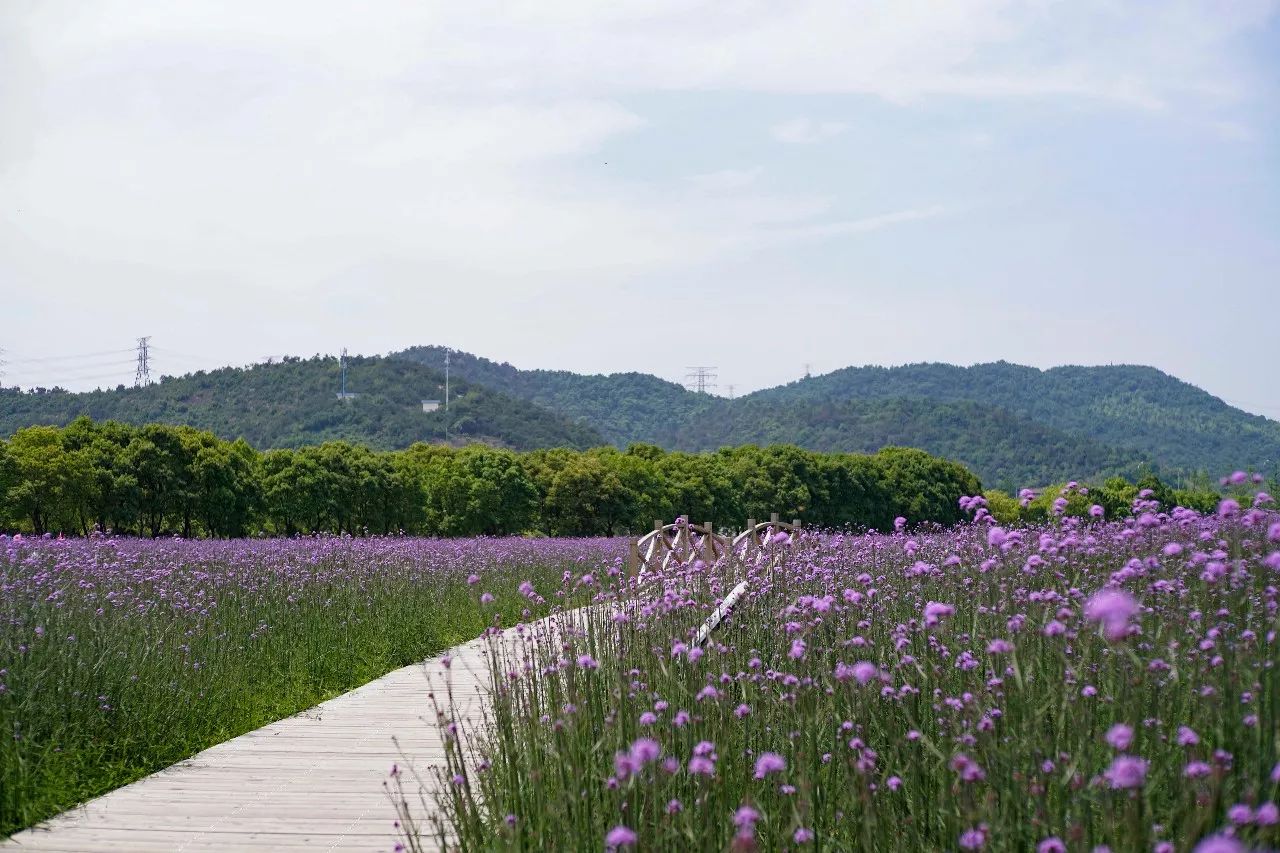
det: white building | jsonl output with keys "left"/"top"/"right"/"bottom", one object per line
{"left": 421, "top": 399, "right": 441, "bottom": 413}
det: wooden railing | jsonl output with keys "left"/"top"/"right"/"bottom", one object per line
{"left": 626, "top": 513, "right": 803, "bottom": 645}
{"left": 627, "top": 514, "right": 800, "bottom": 578}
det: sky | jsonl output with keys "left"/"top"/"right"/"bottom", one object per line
{"left": 2, "top": 1, "right": 1278, "bottom": 417}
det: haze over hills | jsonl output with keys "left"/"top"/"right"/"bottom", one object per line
{"left": 3, "top": 346, "right": 1277, "bottom": 489}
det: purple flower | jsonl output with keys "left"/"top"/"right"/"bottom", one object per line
{"left": 950, "top": 753, "right": 986, "bottom": 782}
{"left": 577, "top": 654, "right": 598, "bottom": 670}
{"left": 1103, "top": 755, "right": 1147, "bottom": 789}
{"left": 1184, "top": 761, "right": 1212, "bottom": 778}
{"left": 1192, "top": 836, "right": 1245, "bottom": 853}
{"left": 629, "top": 737, "right": 660, "bottom": 766}
{"left": 734, "top": 703, "right": 751, "bottom": 718}
{"left": 986, "top": 639, "right": 1013, "bottom": 654}
{"left": 1104, "top": 723, "right": 1133, "bottom": 751}
{"left": 688, "top": 756, "right": 715, "bottom": 776}
{"left": 733, "top": 805, "right": 760, "bottom": 830}
{"left": 959, "top": 827, "right": 987, "bottom": 849}
{"left": 479, "top": 592, "right": 494, "bottom": 604}
{"left": 605, "top": 825, "right": 637, "bottom": 849}
{"left": 1227, "top": 803, "right": 1253, "bottom": 825}
{"left": 851, "top": 661, "right": 878, "bottom": 685}
{"left": 1084, "top": 588, "right": 1139, "bottom": 640}
{"left": 1176, "top": 726, "right": 1199, "bottom": 746}
{"left": 666, "top": 799, "right": 683, "bottom": 815}
{"left": 753, "top": 752, "right": 786, "bottom": 779}
{"left": 924, "top": 601, "right": 955, "bottom": 627}
{"left": 1256, "top": 802, "right": 1278, "bottom": 826}
{"left": 794, "top": 827, "right": 815, "bottom": 843}
{"left": 1038, "top": 839, "right": 1067, "bottom": 853}
{"left": 789, "top": 638, "right": 806, "bottom": 660}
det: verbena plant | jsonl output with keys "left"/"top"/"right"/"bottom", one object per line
{"left": 0, "top": 535, "right": 622, "bottom": 836}
{"left": 399, "top": 485, "right": 1280, "bottom": 852}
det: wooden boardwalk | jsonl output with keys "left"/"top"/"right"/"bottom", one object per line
{"left": 2, "top": 630, "right": 502, "bottom": 852}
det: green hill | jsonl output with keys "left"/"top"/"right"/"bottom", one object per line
{"left": 398, "top": 346, "right": 712, "bottom": 445}
{"left": 396, "top": 350, "right": 1278, "bottom": 486}
{"left": 0, "top": 355, "right": 603, "bottom": 451}
{"left": 744, "top": 362, "right": 1280, "bottom": 480}
{"left": 3, "top": 349, "right": 1274, "bottom": 488}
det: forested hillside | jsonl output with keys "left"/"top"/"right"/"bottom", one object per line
{"left": 0, "top": 356, "right": 602, "bottom": 451}
{"left": 3, "top": 349, "right": 1274, "bottom": 487}
{"left": 398, "top": 346, "right": 712, "bottom": 445}
{"left": 745, "top": 362, "right": 1280, "bottom": 479}
{"left": 401, "top": 350, "right": 1277, "bottom": 486}
{"left": 655, "top": 397, "right": 1145, "bottom": 492}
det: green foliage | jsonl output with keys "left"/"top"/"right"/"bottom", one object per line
{"left": 6, "top": 350, "right": 1276, "bottom": 490}
{"left": 405, "top": 350, "right": 1280, "bottom": 488}
{"left": 0, "top": 355, "right": 603, "bottom": 453}
{"left": 0, "top": 420, "right": 985, "bottom": 537}
{"left": 982, "top": 490, "right": 1022, "bottom": 525}
{"left": 742, "top": 361, "right": 1280, "bottom": 486}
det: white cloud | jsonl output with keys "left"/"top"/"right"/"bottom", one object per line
{"left": 0, "top": 0, "right": 1275, "bottom": 392}
{"left": 767, "top": 205, "right": 950, "bottom": 243}
{"left": 771, "top": 118, "right": 849, "bottom": 144}
{"left": 687, "top": 167, "right": 763, "bottom": 192}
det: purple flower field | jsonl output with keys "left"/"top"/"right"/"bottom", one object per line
{"left": 0, "top": 535, "right": 622, "bottom": 836}
{"left": 407, "top": 485, "right": 1280, "bottom": 852}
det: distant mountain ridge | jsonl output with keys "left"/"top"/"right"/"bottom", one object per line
{"left": 3, "top": 347, "right": 1276, "bottom": 488}
{"left": 399, "top": 347, "right": 1280, "bottom": 487}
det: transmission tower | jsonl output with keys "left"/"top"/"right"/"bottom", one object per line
{"left": 133, "top": 337, "right": 152, "bottom": 387}
{"left": 684, "top": 366, "right": 718, "bottom": 395}
{"left": 803, "top": 362, "right": 812, "bottom": 379}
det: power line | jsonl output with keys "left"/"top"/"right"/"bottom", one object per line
{"left": 684, "top": 366, "right": 718, "bottom": 394}
{"left": 4, "top": 347, "right": 135, "bottom": 364}
{"left": 23, "top": 372, "right": 135, "bottom": 388}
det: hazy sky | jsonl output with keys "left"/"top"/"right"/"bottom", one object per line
{"left": 2, "top": 2, "right": 1278, "bottom": 417}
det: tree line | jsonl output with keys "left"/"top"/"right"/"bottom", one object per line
{"left": 0, "top": 417, "right": 983, "bottom": 538}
